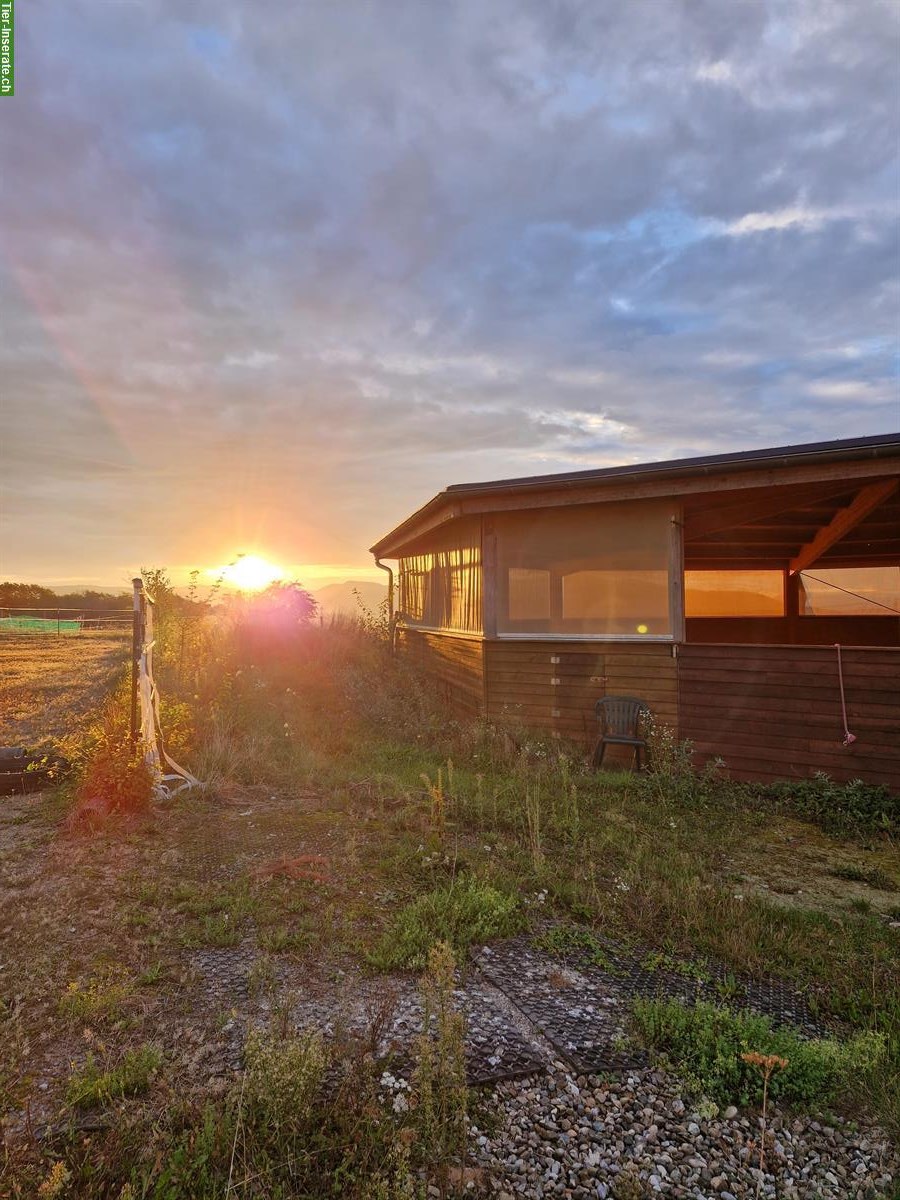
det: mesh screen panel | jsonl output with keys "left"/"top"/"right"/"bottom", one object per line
{"left": 685, "top": 570, "right": 785, "bottom": 617}
{"left": 399, "top": 517, "right": 483, "bottom": 633}
{"left": 496, "top": 500, "right": 675, "bottom": 637}
{"left": 800, "top": 566, "right": 900, "bottom": 616}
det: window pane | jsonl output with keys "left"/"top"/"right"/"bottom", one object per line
{"left": 799, "top": 567, "right": 900, "bottom": 616}
{"left": 496, "top": 499, "right": 674, "bottom": 637}
{"left": 685, "top": 570, "right": 784, "bottom": 617}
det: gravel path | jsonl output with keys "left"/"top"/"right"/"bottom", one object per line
{"left": 471, "top": 1063, "right": 897, "bottom": 1199}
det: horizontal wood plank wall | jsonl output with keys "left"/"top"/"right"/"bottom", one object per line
{"left": 678, "top": 644, "right": 900, "bottom": 790}
{"left": 686, "top": 616, "right": 900, "bottom": 646}
{"left": 484, "top": 641, "right": 678, "bottom": 758}
{"left": 397, "top": 629, "right": 484, "bottom": 718}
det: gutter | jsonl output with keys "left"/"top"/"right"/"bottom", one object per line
{"left": 373, "top": 557, "right": 397, "bottom": 654}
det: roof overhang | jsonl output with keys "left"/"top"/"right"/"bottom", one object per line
{"left": 370, "top": 433, "right": 900, "bottom": 558}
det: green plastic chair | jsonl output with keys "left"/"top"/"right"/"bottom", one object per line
{"left": 592, "top": 696, "right": 649, "bottom": 771}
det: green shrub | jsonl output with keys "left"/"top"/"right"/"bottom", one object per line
{"left": 369, "top": 877, "right": 522, "bottom": 971}
{"left": 631, "top": 998, "right": 885, "bottom": 1111}
{"left": 756, "top": 774, "right": 897, "bottom": 837}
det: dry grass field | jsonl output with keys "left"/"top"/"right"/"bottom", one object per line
{"left": 0, "top": 632, "right": 129, "bottom": 749}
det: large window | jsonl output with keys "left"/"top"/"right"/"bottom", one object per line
{"left": 495, "top": 499, "right": 675, "bottom": 638}
{"left": 398, "top": 517, "right": 482, "bottom": 634}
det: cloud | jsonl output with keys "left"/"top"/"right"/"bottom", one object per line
{"left": 0, "top": 0, "right": 898, "bottom": 583}
{"left": 224, "top": 350, "right": 281, "bottom": 369}
{"left": 722, "top": 205, "right": 870, "bottom": 236}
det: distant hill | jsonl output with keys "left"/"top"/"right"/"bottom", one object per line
{"left": 312, "top": 580, "right": 388, "bottom": 618}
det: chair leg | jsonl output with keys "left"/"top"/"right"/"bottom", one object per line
{"left": 635, "top": 745, "right": 642, "bottom": 772}
{"left": 592, "top": 740, "right": 606, "bottom": 770}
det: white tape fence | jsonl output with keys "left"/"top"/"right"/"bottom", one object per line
{"left": 132, "top": 578, "right": 200, "bottom": 798}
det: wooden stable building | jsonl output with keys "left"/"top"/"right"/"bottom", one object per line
{"left": 370, "top": 435, "right": 900, "bottom": 790}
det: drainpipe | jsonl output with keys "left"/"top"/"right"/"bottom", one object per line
{"left": 374, "top": 557, "right": 396, "bottom": 654}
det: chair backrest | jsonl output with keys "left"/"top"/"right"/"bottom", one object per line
{"left": 595, "top": 695, "right": 647, "bottom": 737}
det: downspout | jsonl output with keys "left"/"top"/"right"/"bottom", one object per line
{"left": 374, "top": 557, "right": 397, "bottom": 654}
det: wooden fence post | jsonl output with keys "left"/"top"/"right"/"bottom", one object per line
{"left": 131, "top": 578, "right": 143, "bottom": 745}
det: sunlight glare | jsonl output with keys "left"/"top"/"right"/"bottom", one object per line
{"left": 217, "top": 554, "right": 284, "bottom": 591}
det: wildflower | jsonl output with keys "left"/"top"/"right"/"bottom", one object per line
{"left": 38, "top": 1161, "right": 71, "bottom": 1199}
{"left": 742, "top": 1051, "right": 788, "bottom": 1072}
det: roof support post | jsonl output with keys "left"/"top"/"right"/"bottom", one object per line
{"left": 670, "top": 507, "right": 685, "bottom": 644}
{"left": 482, "top": 517, "right": 498, "bottom": 639}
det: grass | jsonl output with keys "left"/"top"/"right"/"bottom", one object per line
{"left": 830, "top": 863, "right": 898, "bottom": 891}
{"left": 58, "top": 967, "right": 134, "bottom": 1022}
{"left": 65, "top": 1045, "right": 162, "bottom": 1108}
{"left": 2, "top": 606, "right": 898, "bottom": 1193}
{"left": 631, "top": 997, "right": 887, "bottom": 1111}
{"left": 368, "top": 876, "right": 523, "bottom": 971}
{"left": 532, "top": 924, "right": 616, "bottom": 970}
{"left": 0, "top": 630, "right": 129, "bottom": 750}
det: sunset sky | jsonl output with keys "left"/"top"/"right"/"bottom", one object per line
{"left": 1, "top": 1, "right": 898, "bottom": 590}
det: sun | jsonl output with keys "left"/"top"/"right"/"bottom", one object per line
{"left": 218, "top": 554, "right": 284, "bottom": 591}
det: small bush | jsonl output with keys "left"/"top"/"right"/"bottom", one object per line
{"left": 66, "top": 1045, "right": 162, "bottom": 1108}
{"left": 632, "top": 997, "right": 885, "bottom": 1110}
{"left": 242, "top": 1027, "right": 326, "bottom": 1135}
{"left": 73, "top": 690, "right": 156, "bottom": 817}
{"left": 370, "top": 877, "right": 522, "bottom": 971}
{"left": 756, "top": 774, "right": 898, "bottom": 837}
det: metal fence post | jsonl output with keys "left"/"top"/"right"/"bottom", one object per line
{"left": 131, "top": 578, "right": 143, "bottom": 745}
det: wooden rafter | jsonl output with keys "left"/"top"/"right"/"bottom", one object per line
{"left": 789, "top": 480, "right": 899, "bottom": 574}
{"left": 683, "top": 486, "right": 851, "bottom": 542}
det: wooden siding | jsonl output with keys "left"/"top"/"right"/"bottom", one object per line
{"left": 397, "top": 628, "right": 484, "bottom": 718}
{"left": 686, "top": 616, "right": 900, "bottom": 646}
{"left": 679, "top": 644, "right": 900, "bottom": 790}
{"left": 484, "top": 640, "right": 678, "bottom": 758}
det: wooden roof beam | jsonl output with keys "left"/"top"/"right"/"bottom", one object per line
{"left": 683, "top": 486, "right": 852, "bottom": 541}
{"left": 789, "top": 480, "right": 899, "bottom": 574}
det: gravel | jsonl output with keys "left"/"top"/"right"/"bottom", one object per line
{"left": 468, "top": 1063, "right": 897, "bottom": 1199}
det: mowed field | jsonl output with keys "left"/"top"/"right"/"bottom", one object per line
{"left": 0, "top": 631, "right": 130, "bottom": 749}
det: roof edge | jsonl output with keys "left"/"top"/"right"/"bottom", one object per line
{"left": 369, "top": 432, "right": 900, "bottom": 556}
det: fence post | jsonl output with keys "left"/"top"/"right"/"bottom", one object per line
{"left": 57, "top": 608, "right": 61, "bottom": 638}
{"left": 131, "top": 578, "right": 144, "bottom": 746}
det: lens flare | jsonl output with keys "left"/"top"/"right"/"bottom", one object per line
{"left": 217, "top": 555, "right": 284, "bottom": 591}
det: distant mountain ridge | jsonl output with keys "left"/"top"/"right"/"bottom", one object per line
{"left": 312, "top": 580, "right": 388, "bottom": 617}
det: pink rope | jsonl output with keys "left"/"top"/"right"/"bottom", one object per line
{"left": 834, "top": 643, "right": 857, "bottom": 747}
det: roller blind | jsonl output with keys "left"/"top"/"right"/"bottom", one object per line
{"left": 495, "top": 499, "right": 675, "bottom": 637}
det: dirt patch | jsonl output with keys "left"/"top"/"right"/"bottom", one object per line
{"left": 726, "top": 816, "right": 899, "bottom": 921}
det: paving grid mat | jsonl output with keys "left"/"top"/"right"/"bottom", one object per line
{"left": 188, "top": 946, "right": 549, "bottom": 1086}
{"left": 188, "top": 927, "right": 833, "bottom": 1086}
{"left": 290, "top": 976, "right": 549, "bottom": 1086}
{"left": 475, "top": 929, "right": 832, "bottom": 1075}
